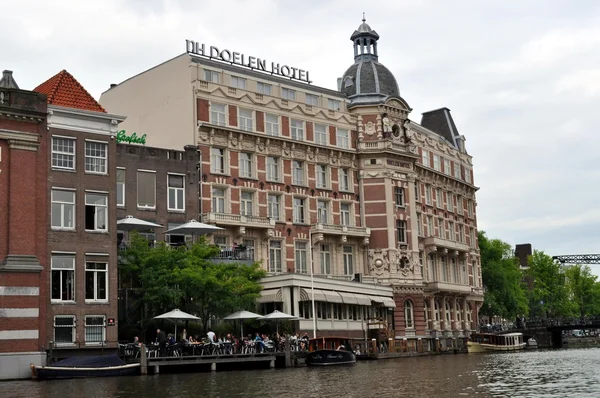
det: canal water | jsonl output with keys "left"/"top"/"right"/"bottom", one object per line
{"left": 1, "top": 348, "right": 599, "bottom": 397}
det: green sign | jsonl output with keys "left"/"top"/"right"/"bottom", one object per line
{"left": 116, "top": 130, "right": 147, "bottom": 145}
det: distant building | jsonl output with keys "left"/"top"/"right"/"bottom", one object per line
{"left": 515, "top": 243, "right": 532, "bottom": 269}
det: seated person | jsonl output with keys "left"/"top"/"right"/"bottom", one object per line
{"left": 167, "top": 334, "right": 176, "bottom": 345}
{"left": 133, "top": 336, "right": 140, "bottom": 347}
{"left": 188, "top": 335, "right": 195, "bottom": 343}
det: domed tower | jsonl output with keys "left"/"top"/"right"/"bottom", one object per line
{"left": 339, "top": 16, "right": 404, "bottom": 108}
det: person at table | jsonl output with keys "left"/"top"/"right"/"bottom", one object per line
{"left": 133, "top": 336, "right": 140, "bottom": 347}
{"left": 188, "top": 335, "right": 195, "bottom": 343}
{"left": 207, "top": 329, "right": 216, "bottom": 342}
{"left": 156, "top": 328, "right": 167, "bottom": 356}
{"left": 255, "top": 333, "right": 265, "bottom": 353}
{"left": 167, "top": 333, "right": 176, "bottom": 345}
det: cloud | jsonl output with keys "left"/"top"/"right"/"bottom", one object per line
{"left": 556, "top": 69, "right": 600, "bottom": 97}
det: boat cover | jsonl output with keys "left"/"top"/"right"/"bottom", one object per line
{"left": 51, "top": 354, "right": 126, "bottom": 368}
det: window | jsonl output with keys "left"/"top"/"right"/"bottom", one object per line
{"left": 293, "top": 198, "right": 305, "bottom": 223}
{"left": 422, "top": 150, "right": 430, "bottom": 167}
{"left": 417, "top": 213, "right": 422, "bottom": 237}
{"left": 51, "top": 255, "right": 75, "bottom": 301}
{"left": 85, "top": 315, "right": 106, "bottom": 344}
{"left": 204, "top": 70, "right": 220, "bottom": 83}
{"left": 137, "top": 171, "right": 156, "bottom": 209}
{"left": 448, "top": 221, "right": 455, "bottom": 241}
{"left": 52, "top": 137, "right": 75, "bottom": 170}
{"left": 168, "top": 174, "right": 185, "bottom": 211}
{"left": 395, "top": 186, "right": 405, "bottom": 207}
{"left": 397, "top": 220, "right": 406, "bottom": 243}
{"left": 328, "top": 98, "right": 340, "bottom": 111}
{"left": 295, "top": 242, "right": 308, "bottom": 273}
{"left": 211, "top": 148, "right": 226, "bottom": 174}
{"left": 425, "top": 185, "right": 432, "bottom": 205}
{"left": 457, "top": 196, "right": 464, "bottom": 215}
{"left": 405, "top": 301, "right": 414, "bottom": 329}
{"left": 85, "top": 141, "right": 107, "bottom": 174}
{"left": 210, "top": 103, "right": 226, "bottom": 126}
{"left": 85, "top": 193, "right": 107, "bottom": 231}
{"left": 85, "top": 261, "right": 107, "bottom": 302}
{"left": 343, "top": 246, "right": 354, "bottom": 275}
{"left": 428, "top": 254, "right": 437, "bottom": 281}
{"left": 336, "top": 128, "right": 349, "bottom": 149}
{"left": 436, "top": 188, "right": 442, "bottom": 208}
{"left": 441, "top": 256, "right": 448, "bottom": 282}
{"left": 239, "top": 152, "right": 253, "bottom": 178}
{"left": 267, "top": 194, "right": 281, "bottom": 221}
{"left": 340, "top": 203, "right": 351, "bottom": 226}
{"left": 238, "top": 108, "right": 253, "bottom": 132}
{"left": 266, "top": 157, "right": 280, "bottom": 182}
{"left": 444, "top": 158, "right": 451, "bottom": 175}
{"left": 292, "top": 161, "right": 305, "bottom": 185}
{"left": 473, "top": 261, "right": 479, "bottom": 287}
{"left": 231, "top": 76, "right": 246, "bottom": 89}
{"left": 257, "top": 82, "right": 272, "bottom": 95}
{"left": 116, "top": 168, "right": 125, "bottom": 207}
{"left": 461, "top": 259, "right": 467, "bottom": 284}
{"left": 51, "top": 190, "right": 75, "bottom": 230}
{"left": 465, "top": 168, "right": 472, "bottom": 184}
{"left": 265, "top": 114, "right": 279, "bottom": 136}
{"left": 433, "top": 154, "right": 441, "bottom": 172}
{"left": 320, "top": 244, "right": 331, "bottom": 274}
{"left": 291, "top": 119, "right": 304, "bottom": 140}
{"left": 317, "top": 200, "right": 329, "bottom": 224}
{"left": 451, "top": 258, "right": 458, "bottom": 283}
{"left": 314, "top": 124, "right": 328, "bottom": 145}
{"left": 281, "top": 88, "right": 296, "bottom": 101}
{"left": 269, "top": 241, "right": 282, "bottom": 272}
{"left": 467, "top": 200, "right": 473, "bottom": 217}
{"left": 438, "top": 218, "right": 445, "bottom": 239}
{"left": 454, "top": 162, "right": 461, "bottom": 179}
{"left": 316, "top": 164, "right": 328, "bottom": 189}
{"left": 214, "top": 236, "right": 228, "bottom": 248}
{"left": 427, "top": 216, "right": 434, "bottom": 237}
{"left": 54, "top": 316, "right": 76, "bottom": 345}
{"left": 240, "top": 191, "right": 254, "bottom": 216}
{"left": 339, "top": 168, "right": 350, "bottom": 191}
{"left": 305, "top": 94, "right": 319, "bottom": 106}
{"left": 212, "top": 188, "right": 225, "bottom": 213}
{"left": 415, "top": 182, "right": 420, "bottom": 202}
{"left": 470, "top": 228, "right": 475, "bottom": 248}
{"left": 447, "top": 193, "right": 454, "bottom": 212}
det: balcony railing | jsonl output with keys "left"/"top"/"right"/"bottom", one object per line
{"left": 426, "top": 281, "right": 472, "bottom": 294}
{"left": 213, "top": 246, "right": 255, "bottom": 262}
{"left": 203, "top": 213, "right": 275, "bottom": 228}
{"left": 311, "top": 223, "right": 370, "bottom": 237}
{"left": 357, "top": 140, "right": 416, "bottom": 154}
{"left": 422, "top": 236, "right": 470, "bottom": 253}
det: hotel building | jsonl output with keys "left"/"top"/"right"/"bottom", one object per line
{"left": 100, "top": 19, "right": 483, "bottom": 349}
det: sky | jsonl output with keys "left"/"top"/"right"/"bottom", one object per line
{"left": 3, "top": 0, "right": 600, "bottom": 262}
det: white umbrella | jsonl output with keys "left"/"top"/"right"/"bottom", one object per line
{"left": 154, "top": 309, "right": 201, "bottom": 339}
{"left": 164, "top": 219, "right": 224, "bottom": 235}
{"left": 224, "top": 310, "right": 262, "bottom": 338}
{"left": 259, "top": 310, "right": 298, "bottom": 334}
{"left": 117, "top": 215, "right": 163, "bottom": 231}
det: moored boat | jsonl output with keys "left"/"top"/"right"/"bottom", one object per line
{"left": 306, "top": 337, "right": 356, "bottom": 366}
{"left": 31, "top": 354, "right": 140, "bottom": 380}
{"left": 467, "top": 332, "right": 526, "bottom": 353}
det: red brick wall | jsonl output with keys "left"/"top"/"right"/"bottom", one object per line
{"left": 256, "top": 111, "right": 264, "bottom": 133}
{"left": 228, "top": 105, "right": 237, "bottom": 127}
{"left": 197, "top": 98, "right": 209, "bottom": 122}
{"left": 281, "top": 116, "right": 290, "bottom": 137}
{"left": 329, "top": 126, "right": 336, "bottom": 146}
{"left": 306, "top": 122, "right": 313, "bottom": 141}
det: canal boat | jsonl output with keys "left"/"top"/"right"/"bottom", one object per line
{"left": 305, "top": 337, "right": 357, "bottom": 366}
{"left": 31, "top": 354, "right": 140, "bottom": 380}
{"left": 467, "top": 332, "right": 527, "bottom": 353}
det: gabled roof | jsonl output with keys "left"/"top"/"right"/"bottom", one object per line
{"left": 34, "top": 70, "right": 106, "bottom": 113}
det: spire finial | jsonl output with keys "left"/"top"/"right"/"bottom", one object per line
{"left": 362, "top": 12, "right": 366, "bottom": 22}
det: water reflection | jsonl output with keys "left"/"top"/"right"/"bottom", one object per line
{"left": 2, "top": 348, "right": 599, "bottom": 398}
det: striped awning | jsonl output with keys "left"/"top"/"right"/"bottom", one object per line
{"left": 338, "top": 292, "right": 359, "bottom": 305}
{"left": 257, "top": 288, "right": 283, "bottom": 304}
{"left": 354, "top": 293, "right": 373, "bottom": 306}
{"left": 299, "top": 289, "right": 343, "bottom": 303}
{"left": 371, "top": 296, "right": 396, "bottom": 308}
{"left": 321, "top": 290, "right": 343, "bottom": 304}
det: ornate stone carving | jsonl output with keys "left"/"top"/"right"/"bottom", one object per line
{"left": 365, "top": 121, "right": 375, "bottom": 136}
{"left": 369, "top": 249, "right": 390, "bottom": 276}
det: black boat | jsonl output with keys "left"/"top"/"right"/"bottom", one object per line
{"left": 305, "top": 337, "right": 357, "bottom": 366}
{"left": 31, "top": 354, "right": 140, "bottom": 380}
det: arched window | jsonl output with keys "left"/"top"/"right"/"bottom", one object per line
{"left": 405, "top": 300, "right": 414, "bottom": 329}
{"left": 434, "top": 300, "right": 440, "bottom": 321}
{"left": 445, "top": 301, "right": 451, "bottom": 322}
{"left": 455, "top": 301, "right": 462, "bottom": 322}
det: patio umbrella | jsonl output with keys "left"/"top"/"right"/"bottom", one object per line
{"left": 117, "top": 215, "right": 163, "bottom": 231}
{"left": 153, "top": 309, "right": 201, "bottom": 340}
{"left": 224, "top": 310, "right": 262, "bottom": 338}
{"left": 164, "top": 219, "right": 224, "bottom": 235}
{"left": 259, "top": 310, "right": 298, "bottom": 334}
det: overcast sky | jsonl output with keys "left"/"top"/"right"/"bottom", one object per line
{"left": 3, "top": 0, "right": 600, "bottom": 263}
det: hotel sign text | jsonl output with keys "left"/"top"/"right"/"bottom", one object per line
{"left": 186, "top": 40, "right": 312, "bottom": 84}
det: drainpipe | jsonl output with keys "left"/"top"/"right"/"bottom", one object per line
{"left": 359, "top": 171, "right": 368, "bottom": 277}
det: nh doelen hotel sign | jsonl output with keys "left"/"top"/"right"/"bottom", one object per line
{"left": 185, "top": 40, "right": 312, "bottom": 84}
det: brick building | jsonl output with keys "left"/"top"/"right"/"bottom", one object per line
{"left": 34, "top": 70, "right": 125, "bottom": 357}
{"left": 0, "top": 70, "right": 48, "bottom": 379}
{"left": 100, "top": 19, "right": 483, "bottom": 348}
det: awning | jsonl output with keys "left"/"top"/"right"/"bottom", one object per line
{"left": 299, "top": 289, "right": 342, "bottom": 303}
{"left": 354, "top": 293, "right": 373, "bottom": 306}
{"left": 371, "top": 296, "right": 396, "bottom": 308}
{"left": 338, "top": 292, "right": 359, "bottom": 305}
{"left": 321, "top": 290, "right": 343, "bottom": 303}
{"left": 257, "top": 288, "right": 283, "bottom": 304}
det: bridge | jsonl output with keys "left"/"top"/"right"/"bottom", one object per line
{"left": 506, "top": 317, "right": 600, "bottom": 348}
{"left": 552, "top": 254, "right": 600, "bottom": 264}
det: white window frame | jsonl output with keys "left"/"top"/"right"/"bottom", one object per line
{"left": 417, "top": 213, "right": 422, "bottom": 237}
{"left": 238, "top": 108, "right": 254, "bottom": 132}
{"left": 316, "top": 164, "right": 329, "bottom": 189}
{"left": 338, "top": 168, "right": 350, "bottom": 192}
{"left": 231, "top": 76, "right": 247, "bottom": 89}
{"left": 282, "top": 88, "right": 296, "bottom": 101}
{"left": 85, "top": 261, "right": 108, "bottom": 303}
{"left": 295, "top": 241, "right": 308, "bottom": 274}
{"left": 317, "top": 200, "right": 329, "bottom": 224}
{"left": 51, "top": 254, "right": 75, "bottom": 302}
{"left": 422, "top": 150, "right": 430, "bottom": 167}
{"left": 454, "top": 162, "right": 461, "bottom": 179}
{"left": 269, "top": 240, "right": 283, "bottom": 273}
{"left": 267, "top": 194, "right": 281, "bottom": 221}
{"left": 116, "top": 167, "right": 125, "bottom": 207}
{"left": 210, "top": 103, "right": 227, "bottom": 126}
{"left": 239, "top": 152, "right": 253, "bottom": 179}
{"left": 265, "top": 113, "right": 280, "bottom": 136}
{"left": 343, "top": 246, "right": 354, "bottom": 275}
{"left": 444, "top": 158, "right": 451, "bottom": 176}
{"left": 292, "top": 160, "right": 305, "bottom": 186}
{"left": 436, "top": 188, "right": 443, "bottom": 209}
{"left": 328, "top": 98, "right": 341, "bottom": 111}
{"left": 211, "top": 147, "right": 227, "bottom": 174}
{"left": 340, "top": 203, "right": 351, "bottom": 226}
{"left": 448, "top": 221, "right": 455, "bottom": 241}
{"left": 293, "top": 197, "right": 306, "bottom": 224}
{"left": 167, "top": 173, "right": 185, "bottom": 211}
{"left": 465, "top": 168, "right": 472, "bottom": 184}
{"left": 468, "top": 200, "right": 473, "bottom": 217}
{"left": 84, "top": 315, "right": 106, "bottom": 345}
{"left": 85, "top": 193, "right": 108, "bottom": 232}
{"left": 457, "top": 196, "right": 464, "bottom": 215}
{"left": 459, "top": 224, "right": 465, "bottom": 243}
{"left": 320, "top": 244, "right": 331, "bottom": 275}
{"left": 291, "top": 119, "right": 304, "bottom": 140}
{"left": 212, "top": 187, "right": 226, "bottom": 213}
{"left": 395, "top": 186, "right": 405, "bottom": 207}
{"left": 240, "top": 191, "right": 254, "bottom": 216}
{"left": 336, "top": 128, "right": 349, "bottom": 149}
{"left": 433, "top": 154, "right": 441, "bottom": 172}
{"left": 427, "top": 216, "right": 434, "bottom": 237}
{"left": 447, "top": 193, "right": 454, "bottom": 212}
{"left": 425, "top": 185, "right": 432, "bottom": 205}
{"left": 438, "top": 218, "right": 445, "bottom": 239}
{"left": 314, "top": 124, "right": 328, "bottom": 145}
{"left": 305, "top": 94, "right": 319, "bottom": 106}
{"left": 204, "top": 69, "right": 220, "bottom": 83}
{"left": 266, "top": 156, "right": 281, "bottom": 182}
{"left": 415, "top": 182, "right": 420, "bottom": 202}
{"left": 54, "top": 315, "right": 76, "bottom": 345}
{"left": 257, "top": 82, "right": 272, "bottom": 95}
{"left": 397, "top": 220, "right": 407, "bottom": 243}
{"left": 137, "top": 170, "right": 156, "bottom": 209}
{"left": 51, "top": 189, "right": 75, "bottom": 230}
{"left": 405, "top": 300, "right": 414, "bottom": 329}
{"left": 84, "top": 140, "right": 108, "bottom": 174}
{"left": 51, "top": 136, "right": 75, "bottom": 170}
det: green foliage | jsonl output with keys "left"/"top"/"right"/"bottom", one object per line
{"left": 478, "top": 231, "right": 528, "bottom": 320}
{"left": 564, "top": 264, "right": 597, "bottom": 317}
{"left": 120, "top": 232, "right": 266, "bottom": 333}
{"left": 525, "top": 250, "right": 572, "bottom": 318}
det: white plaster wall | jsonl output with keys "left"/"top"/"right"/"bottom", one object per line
{"left": 0, "top": 352, "right": 46, "bottom": 380}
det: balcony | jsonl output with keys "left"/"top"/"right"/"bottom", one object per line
{"left": 357, "top": 140, "right": 417, "bottom": 155}
{"left": 203, "top": 213, "right": 275, "bottom": 229}
{"left": 426, "top": 281, "right": 472, "bottom": 295}
{"left": 311, "top": 223, "right": 370, "bottom": 237}
{"left": 422, "top": 236, "right": 469, "bottom": 254}
{"left": 211, "top": 246, "right": 255, "bottom": 266}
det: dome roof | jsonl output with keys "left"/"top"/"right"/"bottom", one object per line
{"left": 357, "top": 21, "right": 372, "bottom": 33}
{"left": 340, "top": 61, "right": 399, "bottom": 99}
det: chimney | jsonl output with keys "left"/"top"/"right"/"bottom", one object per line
{"left": 0, "top": 70, "right": 19, "bottom": 89}
{"left": 110, "top": 83, "right": 117, "bottom": 88}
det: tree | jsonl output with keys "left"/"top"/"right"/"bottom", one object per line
{"left": 120, "top": 232, "right": 266, "bottom": 333}
{"left": 565, "top": 264, "right": 597, "bottom": 318}
{"left": 478, "top": 231, "right": 528, "bottom": 321}
{"left": 525, "top": 250, "right": 571, "bottom": 318}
